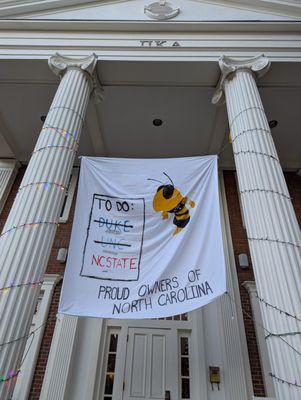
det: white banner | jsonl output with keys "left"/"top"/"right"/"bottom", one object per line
{"left": 59, "top": 156, "right": 226, "bottom": 319}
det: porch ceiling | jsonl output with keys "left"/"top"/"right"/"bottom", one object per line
{"left": 0, "top": 59, "right": 300, "bottom": 169}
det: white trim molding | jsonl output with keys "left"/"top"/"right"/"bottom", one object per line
{"left": 253, "top": 397, "right": 276, "bottom": 400}
{"left": 0, "top": 0, "right": 300, "bottom": 19}
{"left": 40, "top": 315, "right": 105, "bottom": 400}
{"left": 0, "top": 22, "right": 300, "bottom": 62}
{"left": 218, "top": 172, "right": 253, "bottom": 399}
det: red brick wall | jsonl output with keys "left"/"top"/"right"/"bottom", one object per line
{"left": 1, "top": 167, "right": 300, "bottom": 398}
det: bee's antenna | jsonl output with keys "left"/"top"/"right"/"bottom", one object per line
{"left": 163, "top": 172, "right": 174, "bottom": 186}
{"left": 147, "top": 178, "right": 164, "bottom": 184}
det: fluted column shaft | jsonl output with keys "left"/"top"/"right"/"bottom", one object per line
{"left": 213, "top": 55, "right": 301, "bottom": 399}
{"left": 0, "top": 54, "right": 97, "bottom": 400}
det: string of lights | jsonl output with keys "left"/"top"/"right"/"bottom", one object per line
{"left": 18, "top": 181, "right": 67, "bottom": 193}
{"left": 0, "top": 369, "right": 20, "bottom": 384}
{"left": 0, "top": 315, "right": 56, "bottom": 349}
{"left": 31, "top": 144, "right": 77, "bottom": 156}
{"left": 247, "top": 236, "right": 301, "bottom": 250}
{"left": 1, "top": 128, "right": 71, "bottom": 243}
{"left": 266, "top": 331, "right": 301, "bottom": 340}
{"left": 255, "top": 294, "right": 301, "bottom": 323}
{"left": 231, "top": 127, "right": 271, "bottom": 144}
{"left": 0, "top": 221, "right": 59, "bottom": 239}
{"left": 269, "top": 373, "right": 301, "bottom": 388}
{"left": 230, "top": 106, "right": 265, "bottom": 128}
{"left": 239, "top": 188, "right": 292, "bottom": 201}
{"left": 0, "top": 315, "right": 56, "bottom": 385}
{"left": 0, "top": 336, "right": 35, "bottom": 385}
{"left": 233, "top": 150, "right": 279, "bottom": 162}
{"left": 48, "top": 106, "right": 84, "bottom": 122}
{"left": 0, "top": 281, "right": 43, "bottom": 294}
{"left": 42, "top": 124, "right": 80, "bottom": 145}
{"left": 226, "top": 292, "right": 301, "bottom": 357}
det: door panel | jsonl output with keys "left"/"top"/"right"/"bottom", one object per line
{"left": 123, "top": 328, "right": 177, "bottom": 400}
{"left": 130, "top": 333, "right": 147, "bottom": 397}
{"left": 150, "top": 335, "right": 165, "bottom": 398}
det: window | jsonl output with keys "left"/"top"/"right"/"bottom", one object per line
{"left": 59, "top": 167, "right": 79, "bottom": 223}
{"left": 103, "top": 331, "right": 119, "bottom": 400}
{"left": 155, "top": 313, "right": 188, "bottom": 321}
{"left": 180, "top": 336, "right": 191, "bottom": 399}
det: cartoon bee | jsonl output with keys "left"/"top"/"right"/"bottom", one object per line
{"left": 148, "top": 173, "right": 195, "bottom": 236}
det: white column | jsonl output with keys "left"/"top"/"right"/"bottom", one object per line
{"left": 40, "top": 316, "right": 105, "bottom": 400}
{"left": 213, "top": 54, "right": 301, "bottom": 400}
{"left": 40, "top": 315, "right": 79, "bottom": 400}
{"left": 0, "top": 53, "right": 97, "bottom": 400}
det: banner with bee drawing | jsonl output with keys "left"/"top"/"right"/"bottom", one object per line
{"left": 59, "top": 156, "right": 226, "bottom": 319}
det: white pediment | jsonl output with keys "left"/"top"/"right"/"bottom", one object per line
{"left": 8, "top": 0, "right": 300, "bottom": 21}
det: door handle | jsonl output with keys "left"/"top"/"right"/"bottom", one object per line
{"left": 165, "top": 390, "right": 171, "bottom": 400}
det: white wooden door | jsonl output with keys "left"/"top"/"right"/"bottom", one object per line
{"left": 123, "top": 328, "right": 178, "bottom": 400}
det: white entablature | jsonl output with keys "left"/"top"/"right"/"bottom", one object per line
{"left": 0, "top": 0, "right": 300, "bottom": 19}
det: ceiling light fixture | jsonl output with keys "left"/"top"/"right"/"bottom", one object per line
{"left": 153, "top": 119, "right": 163, "bottom": 127}
{"left": 269, "top": 120, "right": 278, "bottom": 129}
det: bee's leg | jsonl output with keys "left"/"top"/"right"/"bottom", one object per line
{"left": 173, "top": 227, "right": 183, "bottom": 236}
{"left": 162, "top": 211, "right": 168, "bottom": 220}
{"left": 189, "top": 200, "right": 195, "bottom": 208}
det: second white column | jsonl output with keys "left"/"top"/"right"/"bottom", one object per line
{"left": 213, "top": 55, "right": 301, "bottom": 400}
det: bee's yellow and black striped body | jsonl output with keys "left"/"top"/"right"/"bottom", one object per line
{"left": 152, "top": 184, "right": 195, "bottom": 236}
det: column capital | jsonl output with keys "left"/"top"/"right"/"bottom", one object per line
{"left": 48, "top": 53, "right": 98, "bottom": 89}
{"left": 212, "top": 54, "right": 270, "bottom": 105}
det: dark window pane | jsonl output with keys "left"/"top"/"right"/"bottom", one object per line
{"left": 173, "top": 314, "right": 180, "bottom": 320}
{"left": 105, "top": 374, "right": 114, "bottom": 394}
{"left": 182, "top": 378, "right": 190, "bottom": 398}
{"left": 104, "top": 397, "right": 112, "bottom": 400}
{"left": 60, "top": 195, "right": 68, "bottom": 217}
{"left": 180, "top": 337, "right": 189, "bottom": 355}
{"left": 181, "top": 357, "right": 190, "bottom": 377}
{"left": 107, "top": 354, "right": 116, "bottom": 372}
{"left": 181, "top": 313, "right": 188, "bottom": 321}
{"left": 109, "top": 334, "right": 118, "bottom": 352}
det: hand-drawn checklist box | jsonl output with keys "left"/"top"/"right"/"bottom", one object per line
{"left": 80, "top": 194, "right": 145, "bottom": 282}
